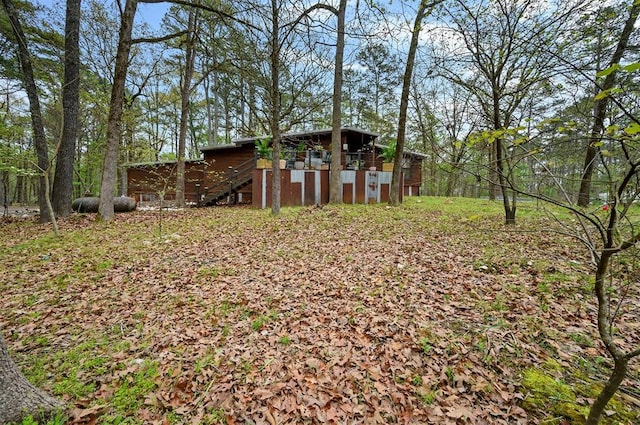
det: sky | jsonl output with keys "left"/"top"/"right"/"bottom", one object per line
{"left": 136, "top": 2, "right": 170, "bottom": 30}
{"left": 34, "top": 0, "right": 170, "bottom": 30}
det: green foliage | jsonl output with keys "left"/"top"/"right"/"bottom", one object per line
{"left": 419, "top": 337, "right": 432, "bottom": 355}
{"left": 205, "top": 408, "right": 227, "bottom": 424}
{"left": 379, "top": 141, "right": 396, "bottom": 162}
{"left": 159, "top": 152, "right": 177, "bottom": 161}
{"left": 250, "top": 310, "right": 278, "bottom": 331}
{"left": 19, "top": 411, "right": 67, "bottom": 425}
{"left": 596, "top": 62, "right": 640, "bottom": 79}
{"left": 278, "top": 335, "right": 291, "bottom": 345}
{"left": 417, "top": 390, "right": 437, "bottom": 405}
{"left": 255, "top": 138, "right": 272, "bottom": 159}
{"left": 467, "top": 126, "right": 528, "bottom": 147}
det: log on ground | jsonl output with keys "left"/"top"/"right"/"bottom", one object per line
{"left": 72, "top": 197, "right": 137, "bottom": 213}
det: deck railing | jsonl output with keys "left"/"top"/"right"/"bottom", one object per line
{"left": 198, "top": 157, "right": 256, "bottom": 206}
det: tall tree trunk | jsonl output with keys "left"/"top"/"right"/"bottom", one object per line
{"left": 97, "top": 0, "right": 138, "bottom": 221}
{"left": 329, "top": 0, "right": 346, "bottom": 204}
{"left": 270, "top": 0, "right": 282, "bottom": 214}
{"left": 577, "top": 1, "right": 640, "bottom": 207}
{"left": 445, "top": 168, "right": 457, "bottom": 197}
{"left": 495, "top": 135, "right": 516, "bottom": 224}
{"left": 488, "top": 74, "right": 516, "bottom": 224}
{"left": 52, "top": 0, "right": 81, "bottom": 217}
{"left": 204, "top": 73, "right": 214, "bottom": 146}
{"left": 391, "top": 0, "right": 439, "bottom": 204}
{"left": 213, "top": 71, "right": 220, "bottom": 142}
{"left": 248, "top": 84, "right": 256, "bottom": 134}
{"left": 488, "top": 143, "right": 498, "bottom": 201}
{"left": 176, "top": 9, "right": 198, "bottom": 208}
{"left": 1, "top": 171, "right": 7, "bottom": 216}
{"left": 2, "top": 0, "right": 51, "bottom": 223}
{"left": 16, "top": 174, "right": 24, "bottom": 204}
{"left": 0, "top": 331, "right": 64, "bottom": 423}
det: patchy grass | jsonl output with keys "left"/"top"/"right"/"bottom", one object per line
{"left": 1, "top": 198, "right": 638, "bottom": 424}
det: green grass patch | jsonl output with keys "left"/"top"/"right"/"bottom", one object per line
{"left": 279, "top": 335, "right": 291, "bottom": 345}
{"left": 19, "top": 411, "right": 67, "bottom": 425}
{"left": 20, "top": 337, "right": 108, "bottom": 399}
{"left": 108, "top": 360, "right": 159, "bottom": 418}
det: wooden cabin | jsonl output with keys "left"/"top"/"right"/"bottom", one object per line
{"left": 125, "top": 128, "right": 425, "bottom": 207}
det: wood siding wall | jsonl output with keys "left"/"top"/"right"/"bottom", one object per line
{"left": 126, "top": 132, "right": 423, "bottom": 206}
{"left": 127, "top": 162, "right": 206, "bottom": 203}
{"left": 201, "top": 145, "right": 256, "bottom": 200}
{"left": 252, "top": 169, "right": 403, "bottom": 209}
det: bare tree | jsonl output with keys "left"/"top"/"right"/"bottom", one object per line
{"left": 577, "top": 1, "right": 640, "bottom": 207}
{"left": 268, "top": 0, "right": 283, "bottom": 214}
{"left": 412, "top": 80, "right": 480, "bottom": 196}
{"left": 390, "top": 0, "right": 444, "bottom": 205}
{"left": 97, "top": 0, "right": 138, "bottom": 221}
{"left": 511, "top": 108, "right": 640, "bottom": 424}
{"left": 240, "top": 0, "right": 335, "bottom": 213}
{"left": 328, "top": 0, "right": 346, "bottom": 204}
{"left": 175, "top": 8, "right": 198, "bottom": 208}
{"left": 2, "top": 0, "right": 52, "bottom": 223}
{"left": 440, "top": 0, "right": 588, "bottom": 223}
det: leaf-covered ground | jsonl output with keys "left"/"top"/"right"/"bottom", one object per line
{"left": 1, "top": 198, "right": 639, "bottom": 424}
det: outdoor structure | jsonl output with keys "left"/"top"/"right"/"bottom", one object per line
{"left": 125, "top": 128, "right": 425, "bottom": 208}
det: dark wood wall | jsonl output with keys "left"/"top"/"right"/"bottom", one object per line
{"left": 202, "top": 145, "right": 255, "bottom": 199}
{"left": 126, "top": 134, "right": 423, "bottom": 205}
{"left": 127, "top": 162, "right": 205, "bottom": 203}
{"left": 253, "top": 169, "right": 402, "bottom": 208}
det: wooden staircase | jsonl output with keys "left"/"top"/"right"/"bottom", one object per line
{"left": 198, "top": 158, "right": 256, "bottom": 206}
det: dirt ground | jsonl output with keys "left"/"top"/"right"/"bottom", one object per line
{"left": 2, "top": 205, "right": 40, "bottom": 218}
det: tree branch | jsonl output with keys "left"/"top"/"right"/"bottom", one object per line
{"left": 625, "top": 346, "right": 640, "bottom": 360}
{"left": 139, "top": 0, "right": 259, "bottom": 31}
{"left": 132, "top": 30, "right": 188, "bottom": 44}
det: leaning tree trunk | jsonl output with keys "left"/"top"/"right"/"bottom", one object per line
{"left": 577, "top": 2, "right": 640, "bottom": 207}
{"left": 0, "top": 333, "right": 65, "bottom": 424}
{"left": 390, "top": 0, "right": 440, "bottom": 204}
{"left": 585, "top": 248, "right": 635, "bottom": 424}
{"left": 97, "top": 0, "right": 138, "bottom": 221}
{"left": 2, "top": 0, "right": 51, "bottom": 223}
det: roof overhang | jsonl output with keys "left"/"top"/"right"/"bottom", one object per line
{"left": 124, "top": 158, "right": 204, "bottom": 168}
{"left": 200, "top": 127, "right": 381, "bottom": 152}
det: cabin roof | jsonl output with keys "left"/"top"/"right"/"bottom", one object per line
{"left": 125, "top": 158, "right": 204, "bottom": 168}
{"left": 200, "top": 127, "right": 380, "bottom": 152}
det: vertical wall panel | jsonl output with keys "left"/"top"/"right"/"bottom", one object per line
{"left": 304, "top": 172, "right": 316, "bottom": 205}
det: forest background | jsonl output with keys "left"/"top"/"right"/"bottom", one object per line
{"left": 2, "top": 0, "right": 640, "bottom": 424}
{"left": 3, "top": 0, "right": 637, "bottom": 212}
